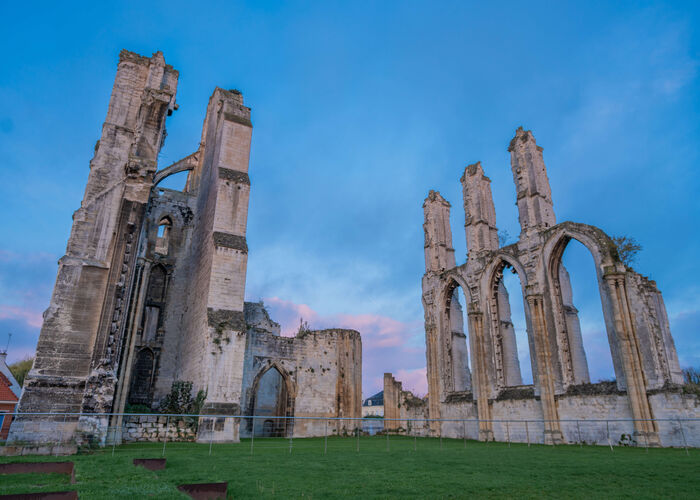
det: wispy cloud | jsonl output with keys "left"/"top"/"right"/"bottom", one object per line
{"left": 0, "top": 305, "right": 43, "bottom": 328}
{"left": 0, "top": 250, "right": 56, "bottom": 363}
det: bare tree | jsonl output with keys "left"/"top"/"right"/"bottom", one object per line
{"left": 611, "top": 235, "right": 642, "bottom": 266}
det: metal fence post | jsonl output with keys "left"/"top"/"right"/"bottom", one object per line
{"left": 606, "top": 420, "right": 613, "bottom": 452}
{"left": 289, "top": 431, "right": 293, "bottom": 454}
{"left": 386, "top": 426, "right": 390, "bottom": 452}
{"left": 324, "top": 419, "right": 328, "bottom": 455}
{"left": 356, "top": 418, "right": 360, "bottom": 453}
{"left": 542, "top": 419, "right": 546, "bottom": 446}
{"left": 525, "top": 420, "right": 530, "bottom": 447}
{"left": 55, "top": 413, "right": 67, "bottom": 457}
{"left": 677, "top": 418, "right": 689, "bottom": 456}
{"left": 209, "top": 420, "right": 214, "bottom": 456}
{"left": 463, "top": 420, "right": 467, "bottom": 448}
{"left": 506, "top": 421, "right": 510, "bottom": 448}
{"left": 162, "top": 416, "right": 169, "bottom": 457}
{"left": 250, "top": 417, "right": 254, "bottom": 456}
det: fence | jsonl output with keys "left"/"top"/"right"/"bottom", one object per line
{"left": 1, "top": 412, "right": 698, "bottom": 457}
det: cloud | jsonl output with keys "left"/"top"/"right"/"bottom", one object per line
{"left": 263, "top": 296, "right": 427, "bottom": 397}
{"left": 0, "top": 305, "right": 43, "bottom": 328}
{"left": 0, "top": 250, "right": 57, "bottom": 363}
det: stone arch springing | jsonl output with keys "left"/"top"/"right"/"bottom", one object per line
{"left": 546, "top": 231, "right": 623, "bottom": 387}
{"left": 245, "top": 363, "right": 296, "bottom": 437}
{"left": 486, "top": 258, "right": 534, "bottom": 388}
{"left": 442, "top": 277, "right": 472, "bottom": 394}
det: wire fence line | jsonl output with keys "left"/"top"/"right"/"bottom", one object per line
{"left": 1, "top": 412, "right": 698, "bottom": 456}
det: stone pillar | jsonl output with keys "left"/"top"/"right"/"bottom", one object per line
{"left": 449, "top": 291, "right": 471, "bottom": 391}
{"left": 526, "top": 294, "right": 563, "bottom": 444}
{"left": 196, "top": 89, "right": 253, "bottom": 443}
{"left": 559, "top": 265, "right": 590, "bottom": 384}
{"left": 421, "top": 190, "right": 454, "bottom": 435}
{"left": 383, "top": 374, "right": 402, "bottom": 432}
{"left": 508, "top": 128, "right": 556, "bottom": 237}
{"left": 423, "top": 299, "right": 442, "bottom": 435}
{"left": 603, "top": 273, "right": 659, "bottom": 445}
{"left": 423, "top": 191, "right": 456, "bottom": 272}
{"left": 467, "top": 307, "right": 493, "bottom": 441}
{"left": 111, "top": 260, "right": 151, "bottom": 441}
{"left": 461, "top": 161, "right": 498, "bottom": 256}
{"left": 497, "top": 282, "right": 523, "bottom": 387}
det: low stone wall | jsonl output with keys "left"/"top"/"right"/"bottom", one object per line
{"left": 122, "top": 415, "right": 197, "bottom": 442}
{"left": 436, "top": 390, "right": 700, "bottom": 447}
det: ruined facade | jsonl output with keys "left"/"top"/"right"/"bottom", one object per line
{"left": 8, "top": 50, "right": 361, "bottom": 446}
{"left": 389, "top": 127, "right": 697, "bottom": 446}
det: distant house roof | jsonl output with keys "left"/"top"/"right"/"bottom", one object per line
{"left": 363, "top": 391, "right": 383, "bottom": 407}
{"left": 0, "top": 353, "right": 21, "bottom": 402}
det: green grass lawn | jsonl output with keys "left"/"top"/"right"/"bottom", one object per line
{"left": 1, "top": 436, "right": 698, "bottom": 498}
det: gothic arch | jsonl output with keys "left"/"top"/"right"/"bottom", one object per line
{"left": 483, "top": 255, "right": 533, "bottom": 388}
{"left": 542, "top": 222, "right": 620, "bottom": 278}
{"left": 438, "top": 275, "right": 474, "bottom": 394}
{"left": 245, "top": 362, "right": 296, "bottom": 437}
{"left": 543, "top": 223, "right": 625, "bottom": 387}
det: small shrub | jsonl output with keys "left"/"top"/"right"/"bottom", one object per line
{"left": 159, "top": 381, "right": 207, "bottom": 415}
{"left": 611, "top": 236, "right": 642, "bottom": 266}
{"left": 8, "top": 356, "right": 33, "bottom": 386}
{"left": 681, "top": 367, "right": 700, "bottom": 397}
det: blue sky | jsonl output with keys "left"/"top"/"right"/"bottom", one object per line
{"left": 1, "top": 1, "right": 698, "bottom": 397}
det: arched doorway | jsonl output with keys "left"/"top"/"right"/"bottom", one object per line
{"left": 250, "top": 366, "right": 292, "bottom": 437}
{"left": 128, "top": 348, "right": 155, "bottom": 405}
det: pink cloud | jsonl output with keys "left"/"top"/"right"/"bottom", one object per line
{"left": 263, "top": 296, "right": 427, "bottom": 397}
{"left": 395, "top": 367, "right": 428, "bottom": 397}
{"left": 0, "top": 305, "right": 43, "bottom": 328}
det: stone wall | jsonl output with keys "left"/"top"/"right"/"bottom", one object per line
{"left": 240, "top": 328, "right": 362, "bottom": 438}
{"left": 386, "top": 368, "right": 699, "bottom": 447}
{"left": 383, "top": 373, "right": 430, "bottom": 436}
{"left": 121, "top": 415, "right": 196, "bottom": 442}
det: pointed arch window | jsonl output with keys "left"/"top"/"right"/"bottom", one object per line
{"left": 155, "top": 217, "right": 172, "bottom": 255}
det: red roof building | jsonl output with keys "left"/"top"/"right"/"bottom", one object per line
{"left": 0, "top": 353, "right": 22, "bottom": 440}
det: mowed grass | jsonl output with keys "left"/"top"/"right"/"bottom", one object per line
{"left": 1, "top": 436, "right": 698, "bottom": 498}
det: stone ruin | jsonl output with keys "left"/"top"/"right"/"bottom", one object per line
{"left": 384, "top": 128, "right": 699, "bottom": 446}
{"left": 7, "top": 50, "right": 361, "bottom": 448}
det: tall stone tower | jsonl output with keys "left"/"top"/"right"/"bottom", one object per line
{"left": 11, "top": 51, "right": 178, "bottom": 442}
{"left": 508, "top": 127, "right": 556, "bottom": 236}
{"left": 178, "top": 88, "right": 254, "bottom": 440}
{"left": 461, "top": 161, "right": 498, "bottom": 256}
{"left": 423, "top": 190, "right": 456, "bottom": 273}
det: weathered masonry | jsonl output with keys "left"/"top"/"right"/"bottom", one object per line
{"left": 8, "top": 50, "right": 361, "bottom": 447}
{"left": 388, "top": 127, "right": 698, "bottom": 447}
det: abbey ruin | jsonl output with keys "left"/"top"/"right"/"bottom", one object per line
{"left": 384, "top": 128, "right": 699, "bottom": 447}
{"left": 6, "top": 50, "right": 362, "bottom": 448}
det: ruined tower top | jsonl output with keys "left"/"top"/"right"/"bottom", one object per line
{"left": 508, "top": 127, "right": 556, "bottom": 235}
{"left": 423, "top": 190, "right": 455, "bottom": 273}
{"left": 461, "top": 161, "right": 498, "bottom": 256}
